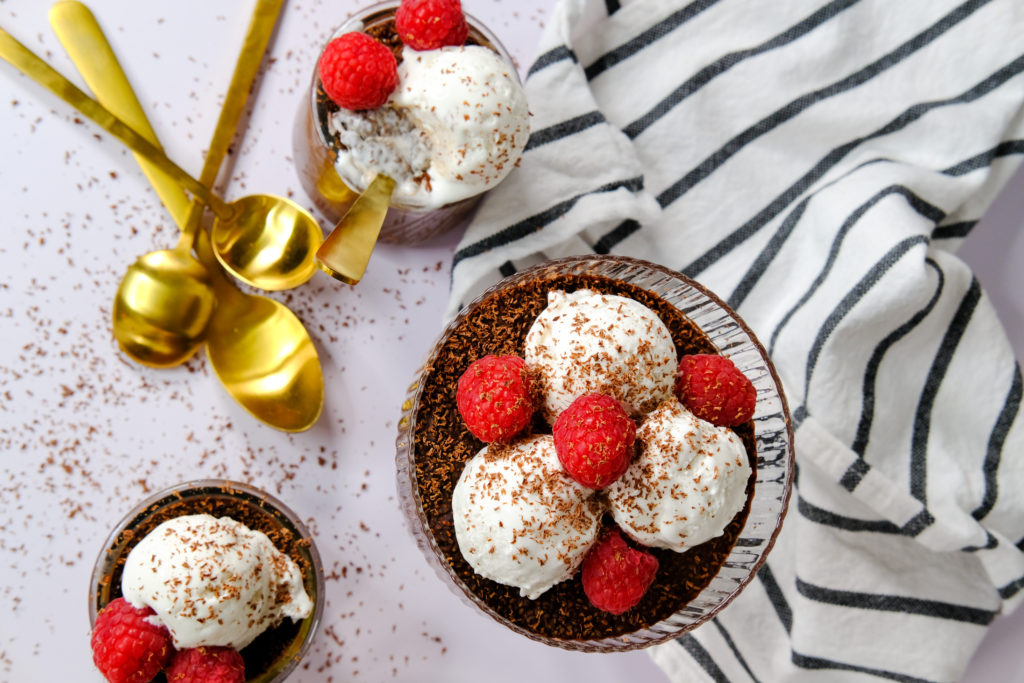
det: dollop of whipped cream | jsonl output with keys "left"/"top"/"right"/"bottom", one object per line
{"left": 329, "top": 45, "right": 529, "bottom": 209}
{"left": 524, "top": 289, "right": 678, "bottom": 422}
{"left": 452, "top": 435, "right": 603, "bottom": 599}
{"left": 121, "top": 514, "right": 313, "bottom": 650}
{"left": 607, "top": 401, "right": 751, "bottom": 551}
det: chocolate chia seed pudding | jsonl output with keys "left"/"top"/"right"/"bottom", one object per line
{"left": 396, "top": 256, "right": 795, "bottom": 651}
{"left": 89, "top": 480, "right": 324, "bottom": 682}
{"left": 292, "top": 1, "right": 526, "bottom": 244}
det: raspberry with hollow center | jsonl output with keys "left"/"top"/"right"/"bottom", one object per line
{"left": 166, "top": 646, "right": 245, "bottom": 683}
{"left": 456, "top": 355, "right": 535, "bottom": 442}
{"left": 552, "top": 394, "right": 636, "bottom": 489}
{"left": 318, "top": 32, "right": 398, "bottom": 111}
{"left": 581, "top": 528, "right": 660, "bottom": 615}
{"left": 395, "top": 0, "right": 469, "bottom": 51}
{"left": 90, "top": 597, "right": 175, "bottom": 683}
{"left": 675, "top": 354, "right": 757, "bottom": 427}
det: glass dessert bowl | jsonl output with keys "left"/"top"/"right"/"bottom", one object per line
{"left": 292, "top": 0, "right": 528, "bottom": 244}
{"left": 395, "top": 255, "right": 794, "bottom": 651}
{"left": 89, "top": 480, "right": 325, "bottom": 682}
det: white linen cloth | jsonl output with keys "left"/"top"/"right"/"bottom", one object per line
{"left": 448, "top": 0, "right": 1024, "bottom": 680}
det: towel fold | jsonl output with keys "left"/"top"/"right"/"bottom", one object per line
{"left": 450, "top": 0, "right": 1024, "bottom": 679}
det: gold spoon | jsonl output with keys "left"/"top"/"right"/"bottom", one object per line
{"left": 315, "top": 173, "right": 395, "bottom": 285}
{"left": 0, "top": 26, "right": 322, "bottom": 293}
{"left": 45, "top": 5, "right": 324, "bottom": 431}
{"left": 51, "top": 0, "right": 285, "bottom": 367}
{"left": 196, "top": 227, "right": 324, "bottom": 432}
{"left": 51, "top": 0, "right": 208, "bottom": 367}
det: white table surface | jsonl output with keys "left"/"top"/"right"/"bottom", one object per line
{"left": 1, "top": 1, "right": 1021, "bottom": 681}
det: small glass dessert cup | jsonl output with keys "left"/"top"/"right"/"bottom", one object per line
{"left": 292, "top": 1, "right": 523, "bottom": 245}
{"left": 89, "top": 480, "right": 325, "bottom": 682}
{"left": 395, "top": 255, "right": 795, "bottom": 651}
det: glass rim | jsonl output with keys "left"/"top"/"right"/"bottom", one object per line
{"left": 396, "top": 254, "right": 795, "bottom": 651}
{"left": 87, "top": 478, "right": 326, "bottom": 680}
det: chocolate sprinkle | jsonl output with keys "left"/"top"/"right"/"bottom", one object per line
{"left": 412, "top": 273, "right": 756, "bottom": 640}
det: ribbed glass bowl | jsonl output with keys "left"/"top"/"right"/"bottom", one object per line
{"left": 395, "top": 255, "right": 794, "bottom": 651}
{"left": 89, "top": 479, "right": 325, "bottom": 682}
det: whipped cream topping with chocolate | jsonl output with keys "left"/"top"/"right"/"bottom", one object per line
{"left": 452, "top": 435, "right": 603, "bottom": 599}
{"left": 524, "top": 289, "right": 678, "bottom": 422}
{"left": 329, "top": 45, "right": 529, "bottom": 209}
{"left": 608, "top": 401, "right": 751, "bottom": 551}
{"left": 121, "top": 514, "right": 313, "bottom": 650}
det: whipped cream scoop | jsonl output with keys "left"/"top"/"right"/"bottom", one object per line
{"left": 524, "top": 289, "right": 678, "bottom": 422}
{"left": 452, "top": 435, "right": 603, "bottom": 599}
{"left": 608, "top": 401, "right": 751, "bottom": 551}
{"left": 121, "top": 514, "right": 312, "bottom": 650}
{"left": 329, "top": 45, "right": 529, "bottom": 209}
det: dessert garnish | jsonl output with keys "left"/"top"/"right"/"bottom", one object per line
{"left": 450, "top": 289, "right": 756, "bottom": 614}
{"left": 675, "top": 353, "right": 757, "bottom": 427}
{"left": 456, "top": 354, "right": 536, "bottom": 442}
{"left": 452, "top": 435, "right": 604, "bottom": 599}
{"left": 166, "top": 646, "right": 246, "bottom": 683}
{"left": 395, "top": 0, "right": 469, "bottom": 50}
{"left": 318, "top": 31, "right": 399, "bottom": 110}
{"left": 91, "top": 597, "right": 174, "bottom": 683}
{"left": 90, "top": 513, "right": 314, "bottom": 682}
{"left": 580, "top": 529, "right": 660, "bottom": 615}
{"left": 524, "top": 290, "right": 678, "bottom": 422}
{"left": 607, "top": 400, "right": 752, "bottom": 552}
{"left": 552, "top": 393, "right": 637, "bottom": 490}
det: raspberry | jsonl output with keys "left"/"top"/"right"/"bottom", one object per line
{"left": 581, "top": 528, "right": 659, "bottom": 615}
{"left": 552, "top": 394, "right": 636, "bottom": 489}
{"left": 166, "top": 646, "right": 245, "bottom": 683}
{"left": 395, "top": 0, "right": 469, "bottom": 51}
{"left": 456, "top": 355, "right": 535, "bottom": 442}
{"left": 675, "top": 354, "right": 757, "bottom": 427}
{"left": 90, "top": 597, "right": 175, "bottom": 683}
{"left": 318, "top": 32, "right": 398, "bottom": 110}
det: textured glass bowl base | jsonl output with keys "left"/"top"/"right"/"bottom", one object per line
{"left": 395, "top": 255, "right": 794, "bottom": 651}
{"left": 89, "top": 479, "right": 325, "bottom": 682}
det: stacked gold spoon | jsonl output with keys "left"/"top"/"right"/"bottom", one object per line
{"left": 1, "top": 1, "right": 324, "bottom": 431}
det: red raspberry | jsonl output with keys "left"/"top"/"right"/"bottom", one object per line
{"left": 90, "top": 597, "right": 175, "bottom": 683}
{"left": 456, "top": 355, "right": 535, "bottom": 442}
{"left": 395, "top": 0, "right": 469, "bottom": 51}
{"left": 581, "top": 528, "right": 659, "bottom": 615}
{"left": 552, "top": 394, "right": 636, "bottom": 489}
{"left": 166, "top": 646, "right": 245, "bottom": 683}
{"left": 675, "top": 354, "right": 757, "bottom": 427}
{"left": 318, "top": 32, "right": 398, "bottom": 110}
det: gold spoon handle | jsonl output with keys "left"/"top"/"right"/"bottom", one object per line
{"left": 48, "top": 1, "right": 191, "bottom": 228}
{"left": 183, "top": 0, "right": 283, "bottom": 251}
{"left": 0, "top": 26, "right": 230, "bottom": 217}
{"left": 315, "top": 173, "right": 396, "bottom": 285}
{"left": 198, "top": 0, "right": 283, "bottom": 189}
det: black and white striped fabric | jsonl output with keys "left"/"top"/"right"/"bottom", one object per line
{"left": 449, "top": 0, "right": 1024, "bottom": 680}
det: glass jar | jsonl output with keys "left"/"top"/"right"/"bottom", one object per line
{"left": 395, "top": 255, "right": 795, "bottom": 651}
{"left": 292, "top": 1, "right": 521, "bottom": 244}
{"left": 89, "top": 479, "right": 325, "bottom": 682}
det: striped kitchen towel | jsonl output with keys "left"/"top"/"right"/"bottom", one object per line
{"left": 449, "top": 0, "right": 1024, "bottom": 680}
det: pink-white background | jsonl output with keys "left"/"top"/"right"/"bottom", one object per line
{"left": 0, "top": 1, "right": 1021, "bottom": 681}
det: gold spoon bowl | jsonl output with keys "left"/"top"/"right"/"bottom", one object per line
{"left": 113, "top": 248, "right": 215, "bottom": 366}
{"left": 198, "top": 229, "right": 324, "bottom": 431}
{"left": 211, "top": 193, "right": 322, "bottom": 291}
